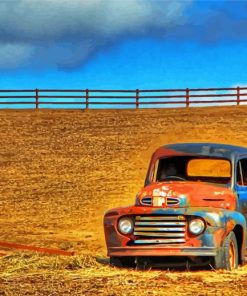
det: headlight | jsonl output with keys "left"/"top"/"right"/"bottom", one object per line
{"left": 118, "top": 217, "right": 134, "bottom": 235}
{"left": 188, "top": 219, "right": 205, "bottom": 235}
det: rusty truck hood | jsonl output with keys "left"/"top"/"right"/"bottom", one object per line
{"left": 137, "top": 181, "right": 236, "bottom": 210}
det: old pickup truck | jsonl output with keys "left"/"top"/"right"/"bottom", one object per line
{"left": 104, "top": 143, "right": 247, "bottom": 270}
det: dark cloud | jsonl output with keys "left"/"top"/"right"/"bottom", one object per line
{"left": 1, "top": 0, "right": 247, "bottom": 70}
{"left": 0, "top": 0, "right": 191, "bottom": 69}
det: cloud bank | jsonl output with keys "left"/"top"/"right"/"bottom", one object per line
{"left": 1, "top": 0, "right": 247, "bottom": 70}
{"left": 0, "top": 0, "right": 191, "bottom": 70}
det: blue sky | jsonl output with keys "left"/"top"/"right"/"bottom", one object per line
{"left": 1, "top": 0, "right": 247, "bottom": 90}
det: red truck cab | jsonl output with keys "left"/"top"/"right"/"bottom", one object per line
{"left": 104, "top": 143, "right": 247, "bottom": 270}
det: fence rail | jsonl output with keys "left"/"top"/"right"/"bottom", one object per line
{"left": 0, "top": 87, "right": 246, "bottom": 109}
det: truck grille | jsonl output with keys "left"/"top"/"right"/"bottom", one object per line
{"left": 140, "top": 196, "right": 152, "bottom": 206}
{"left": 140, "top": 197, "right": 180, "bottom": 206}
{"left": 167, "top": 197, "right": 179, "bottom": 206}
{"left": 134, "top": 215, "right": 186, "bottom": 244}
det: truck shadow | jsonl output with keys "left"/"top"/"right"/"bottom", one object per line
{"left": 95, "top": 256, "right": 213, "bottom": 271}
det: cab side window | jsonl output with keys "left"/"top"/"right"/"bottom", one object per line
{"left": 237, "top": 159, "right": 247, "bottom": 186}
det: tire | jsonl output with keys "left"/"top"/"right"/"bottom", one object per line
{"left": 109, "top": 256, "right": 135, "bottom": 268}
{"left": 212, "top": 231, "right": 238, "bottom": 270}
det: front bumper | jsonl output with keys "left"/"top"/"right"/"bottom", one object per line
{"left": 108, "top": 246, "right": 218, "bottom": 257}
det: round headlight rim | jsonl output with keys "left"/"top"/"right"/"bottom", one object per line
{"left": 188, "top": 218, "right": 205, "bottom": 236}
{"left": 118, "top": 216, "right": 134, "bottom": 235}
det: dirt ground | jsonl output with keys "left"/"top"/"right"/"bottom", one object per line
{"left": 1, "top": 106, "right": 247, "bottom": 295}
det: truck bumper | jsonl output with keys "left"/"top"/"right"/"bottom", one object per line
{"left": 108, "top": 246, "right": 218, "bottom": 257}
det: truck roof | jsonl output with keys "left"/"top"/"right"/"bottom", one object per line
{"left": 158, "top": 143, "right": 247, "bottom": 159}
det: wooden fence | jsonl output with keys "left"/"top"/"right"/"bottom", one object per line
{"left": 0, "top": 87, "right": 247, "bottom": 109}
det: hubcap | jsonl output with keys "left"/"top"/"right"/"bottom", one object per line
{"left": 229, "top": 241, "right": 236, "bottom": 269}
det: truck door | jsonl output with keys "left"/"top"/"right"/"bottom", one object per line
{"left": 235, "top": 158, "right": 247, "bottom": 245}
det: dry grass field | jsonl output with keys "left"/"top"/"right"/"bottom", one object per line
{"left": 1, "top": 106, "right": 247, "bottom": 295}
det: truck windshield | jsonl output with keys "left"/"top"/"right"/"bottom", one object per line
{"left": 154, "top": 156, "right": 232, "bottom": 186}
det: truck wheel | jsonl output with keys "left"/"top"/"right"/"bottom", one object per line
{"left": 110, "top": 256, "right": 135, "bottom": 268}
{"left": 213, "top": 231, "right": 238, "bottom": 270}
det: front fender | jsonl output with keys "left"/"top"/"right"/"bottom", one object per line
{"left": 183, "top": 207, "right": 246, "bottom": 229}
{"left": 185, "top": 207, "right": 246, "bottom": 262}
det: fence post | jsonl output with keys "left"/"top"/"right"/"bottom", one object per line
{"left": 35, "top": 88, "right": 39, "bottom": 109}
{"left": 85, "top": 89, "right": 89, "bottom": 109}
{"left": 186, "top": 88, "right": 189, "bottom": 108}
{"left": 136, "top": 89, "right": 139, "bottom": 109}
{"left": 237, "top": 86, "right": 240, "bottom": 106}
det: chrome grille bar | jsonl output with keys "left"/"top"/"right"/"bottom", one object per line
{"left": 135, "top": 238, "right": 186, "bottom": 244}
{"left": 167, "top": 197, "right": 179, "bottom": 205}
{"left": 140, "top": 196, "right": 152, "bottom": 206}
{"left": 134, "top": 232, "right": 185, "bottom": 237}
{"left": 134, "top": 215, "right": 186, "bottom": 245}
{"left": 134, "top": 227, "right": 185, "bottom": 232}
{"left": 135, "top": 221, "right": 185, "bottom": 226}
{"left": 135, "top": 216, "right": 185, "bottom": 221}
